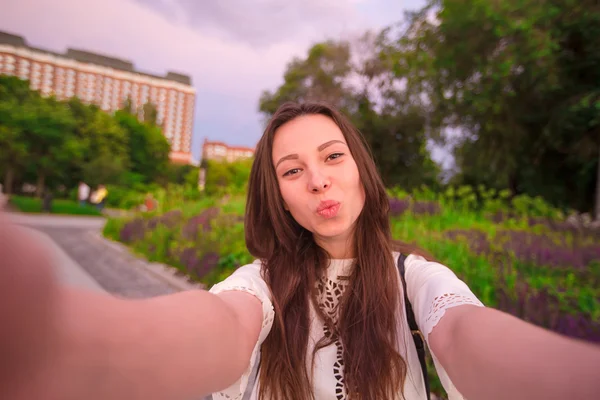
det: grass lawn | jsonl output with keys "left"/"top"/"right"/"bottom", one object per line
{"left": 9, "top": 195, "right": 103, "bottom": 216}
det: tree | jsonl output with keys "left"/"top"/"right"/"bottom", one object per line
{"left": 114, "top": 110, "right": 170, "bottom": 184}
{"left": 21, "top": 95, "right": 80, "bottom": 196}
{"left": 0, "top": 77, "right": 32, "bottom": 194}
{"left": 204, "top": 159, "right": 252, "bottom": 195}
{"left": 352, "top": 96, "right": 440, "bottom": 189}
{"left": 141, "top": 101, "right": 159, "bottom": 125}
{"left": 396, "top": 0, "right": 600, "bottom": 213}
{"left": 258, "top": 37, "right": 441, "bottom": 190}
{"left": 164, "top": 163, "right": 197, "bottom": 186}
{"left": 0, "top": 125, "right": 27, "bottom": 195}
{"left": 67, "top": 98, "right": 130, "bottom": 188}
{"left": 259, "top": 41, "right": 355, "bottom": 116}
{"left": 0, "top": 77, "right": 80, "bottom": 196}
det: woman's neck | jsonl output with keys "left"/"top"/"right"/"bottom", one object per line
{"left": 314, "top": 232, "right": 354, "bottom": 259}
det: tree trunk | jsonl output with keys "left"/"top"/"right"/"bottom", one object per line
{"left": 595, "top": 144, "right": 600, "bottom": 221}
{"left": 36, "top": 173, "right": 45, "bottom": 199}
{"left": 508, "top": 170, "right": 519, "bottom": 196}
{"left": 4, "top": 167, "right": 14, "bottom": 195}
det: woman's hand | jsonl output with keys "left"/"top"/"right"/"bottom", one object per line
{"left": 430, "top": 304, "right": 600, "bottom": 400}
{"left": 0, "top": 213, "right": 62, "bottom": 399}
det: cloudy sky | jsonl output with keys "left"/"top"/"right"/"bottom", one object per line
{"left": 1, "top": 0, "right": 426, "bottom": 162}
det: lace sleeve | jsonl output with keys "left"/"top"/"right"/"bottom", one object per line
{"left": 403, "top": 254, "right": 485, "bottom": 399}
{"left": 209, "top": 260, "right": 275, "bottom": 400}
{"left": 403, "top": 254, "right": 484, "bottom": 341}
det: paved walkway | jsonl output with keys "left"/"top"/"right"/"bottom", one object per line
{"left": 8, "top": 212, "right": 199, "bottom": 298}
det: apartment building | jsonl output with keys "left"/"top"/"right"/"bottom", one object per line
{"left": 201, "top": 139, "right": 255, "bottom": 163}
{"left": 0, "top": 31, "right": 196, "bottom": 164}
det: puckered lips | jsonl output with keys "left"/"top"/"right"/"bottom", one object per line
{"left": 316, "top": 200, "right": 341, "bottom": 219}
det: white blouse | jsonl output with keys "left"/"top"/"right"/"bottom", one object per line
{"left": 208, "top": 253, "right": 484, "bottom": 399}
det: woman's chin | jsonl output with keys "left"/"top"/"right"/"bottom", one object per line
{"left": 313, "top": 220, "right": 353, "bottom": 242}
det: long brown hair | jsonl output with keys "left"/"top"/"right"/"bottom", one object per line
{"left": 245, "top": 101, "right": 426, "bottom": 399}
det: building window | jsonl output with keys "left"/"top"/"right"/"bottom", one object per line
{"left": 18, "top": 60, "right": 30, "bottom": 79}
{"left": 214, "top": 146, "right": 226, "bottom": 156}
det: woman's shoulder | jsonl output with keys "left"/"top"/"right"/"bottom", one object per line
{"left": 232, "top": 259, "right": 263, "bottom": 275}
{"left": 392, "top": 251, "right": 464, "bottom": 292}
{"left": 391, "top": 251, "right": 432, "bottom": 268}
{"left": 209, "top": 259, "right": 269, "bottom": 298}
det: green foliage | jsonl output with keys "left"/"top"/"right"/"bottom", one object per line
{"left": 398, "top": 0, "right": 600, "bottom": 214}
{"left": 114, "top": 110, "right": 170, "bottom": 184}
{"left": 259, "top": 41, "right": 353, "bottom": 115}
{"left": 163, "top": 163, "right": 198, "bottom": 186}
{"left": 204, "top": 158, "right": 253, "bottom": 195}
{"left": 0, "top": 77, "right": 32, "bottom": 194}
{"left": 22, "top": 95, "right": 79, "bottom": 195}
{"left": 104, "top": 185, "right": 148, "bottom": 210}
{"left": 67, "top": 97, "right": 130, "bottom": 188}
{"left": 9, "top": 195, "right": 101, "bottom": 216}
{"left": 0, "top": 76, "right": 187, "bottom": 208}
{"left": 352, "top": 96, "right": 441, "bottom": 189}
{"left": 0, "top": 76, "right": 81, "bottom": 196}
{"left": 102, "top": 217, "right": 126, "bottom": 240}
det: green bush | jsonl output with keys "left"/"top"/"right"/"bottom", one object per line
{"left": 204, "top": 158, "right": 253, "bottom": 195}
{"left": 102, "top": 217, "right": 127, "bottom": 240}
{"left": 9, "top": 195, "right": 101, "bottom": 216}
{"left": 105, "top": 185, "right": 147, "bottom": 210}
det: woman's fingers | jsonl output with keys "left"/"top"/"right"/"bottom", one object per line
{"left": 0, "top": 213, "right": 61, "bottom": 398}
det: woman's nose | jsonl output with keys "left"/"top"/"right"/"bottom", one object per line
{"left": 307, "top": 170, "right": 331, "bottom": 193}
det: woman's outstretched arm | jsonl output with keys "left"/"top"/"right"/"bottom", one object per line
{"left": 0, "top": 218, "right": 262, "bottom": 400}
{"left": 429, "top": 304, "right": 600, "bottom": 400}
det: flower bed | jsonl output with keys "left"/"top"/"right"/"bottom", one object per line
{"left": 103, "top": 191, "right": 600, "bottom": 399}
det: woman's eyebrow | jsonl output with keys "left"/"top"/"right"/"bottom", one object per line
{"left": 318, "top": 140, "right": 347, "bottom": 152}
{"left": 274, "top": 140, "right": 347, "bottom": 169}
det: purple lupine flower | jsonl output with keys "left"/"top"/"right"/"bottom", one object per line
{"left": 119, "top": 218, "right": 146, "bottom": 243}
{"left": 411, "top": 200, "right": 442, "bottom": 216}
{"left": 159, "top": 209, "right": 183, "bottom": 228}
{"left": 444, "top": 229, "right": 491, "bottom": 255}
{"left": 179, "top": 247, "right": 200, "bottom": 272}
{"left": 181, "top": 207, "right": 220, "bottom": 241}
{"left": 494, "top": 229, "right": 598, "bottom": 269}
{"left": 554, "top": 314, "right": 600, "bottom": 344}
{"left": 389, "top": 197, "right": 411, "bottom": 217}
{"left": 147, "top": 209, "right": 183, "bottom": 230}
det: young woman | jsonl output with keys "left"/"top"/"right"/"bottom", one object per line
{"left": 1, "top": 102, "right": 599, "bottom": 400}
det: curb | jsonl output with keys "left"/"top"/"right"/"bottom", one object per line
{"left": 88, "top": 231, "right": 205, "bottom": 292}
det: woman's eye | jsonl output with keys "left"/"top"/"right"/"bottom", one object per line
{"left": 283, "top": 168, "right": 301, "bottom": 177}
{"left": 327, "top": 152, "right": 344, "bottom": 161}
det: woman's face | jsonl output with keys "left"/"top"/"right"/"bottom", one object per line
{"left": 272, "top": 114, "right": 365, "bottom": 257}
